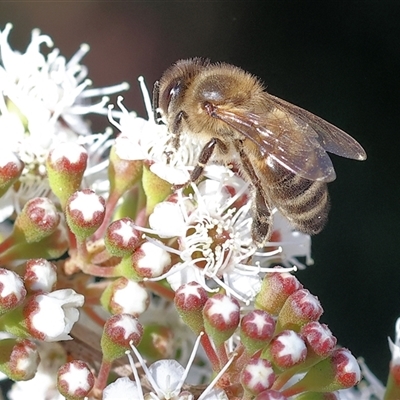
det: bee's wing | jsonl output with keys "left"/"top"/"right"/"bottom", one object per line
{"left": 269, "top": 95, "right": 367, "bottom": 161}
{"left": 212, "top": 95, "right": 365, "bottom": 182}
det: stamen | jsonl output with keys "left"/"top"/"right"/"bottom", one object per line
{"left": 138, "top": 76, "right": 154, "bottom": 123}
{"left": 126, "top": 350, "right": 144, "bottom": 400}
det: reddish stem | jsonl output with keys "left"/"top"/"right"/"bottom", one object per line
{"left": 93, "top": 191, "right": 120, "bottom": 241}
{"left": 200, "top": 333, "right": 220, "bottom": 372}
{"left": 95, "top": 359, "right": 112, "bottom": 392}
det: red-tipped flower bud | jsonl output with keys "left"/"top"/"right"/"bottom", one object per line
{"left": 105, "top": 217, "right": 140, "bottom": 257}
{"left": 203, "top": 294, "right": 240, "bottom": 346}
{"left": 14, "top": 197, "right": 60, "bottom": 243}
{"left": 57, "top": 360, "right": 95, "bottom": 400}
{"left": 240, "top": 310, "right": 276, "bottom": 355}
{"left": 0, "top": 268, "right": 26, "bottom": 314}
{"left": 101, "top": 314, "right": 143, "bottom": 361}
{"left": 101, "top": 277, "right": 149, "bottom": 317}
{"left": 23, "top": 258, "right": 57, "bottom": 293}
{"left": 65, "top": 189, "right": 106, "bottom": 242}
{"left": 255, "top": 269, "right": 303, "bottom": 315}
{"left": 174, "top": 282, "right": 208, "bottom": 335}
{"left": 282, "top": 348, "right": 361, "bottom": 397}
{"left": 276, "top": 289, "right": 323, "bottom": 333}
{"left": 0, "top": 339, "right": 39, "bottom": 381}
{"left": 0, "top": 150, "right": 24, "bottom": 198}
{"left": 46, "top": 143, "right": 88, "bottom": 207}
{"left": 241, "top": 356, "right": 276, "bottom": 395}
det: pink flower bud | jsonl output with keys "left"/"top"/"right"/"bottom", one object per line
{"left": 255, "top": 269, "right": 303, "bottom": 315}
{"left": 0, "top": 268, "right": 26, "bottom": 313}
{"left": 23, "top": 258, "right": 57, "bottom": 293}
{"left": 277, "top": 289, "right": 323, "bottom": 332}
{"left": 301, "top": 322, "right": 337, "bottom": 358}
{"left": 65, "top": 189, "right": 106, "bottom": 242}
{"left": 101, "top": 277, "right": 149, "bottom": 317}
{"left": 57, "top": 360, "right": 94, "bottom": 399}
{"left": 203, "top": 294, "right": 240, "bottom": 346}
{"left": 0, "top": 339, "right": 39, "bottom": 381}
{"left": 331, "top": 348, "right": 361, "bottom": 388}
{"left": 174, "top": 282, "right": 208, "bottom": 334}
{"left": 0, "top": 150, "right": 24, "bottom": 196}
{"left": 14, "top": 197, "right": 60, "bottom": 243}
{"left": 282, "top": 347, "right": 360, "bottom": 396}
{"left": 131, "top": 241, "right": 171, "bottom": 279}
{"left": 46, "top": 143, "right": 88, "bottom": 207}
{"left": 101, "top": 314, "right": 143, "bottom": 361}
{"left": 240, "top": 310, "right": 276, "bottom": 355}
{"left": 268, "top": 330, "right": 307, "bottom": 369}
{"left": 241, "top": 356, "right": 276, "bottom": 395}
{"left": 105, "top": 217, "right": 140, "bottom": 257}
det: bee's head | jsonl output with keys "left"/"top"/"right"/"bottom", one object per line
{"left": 156, "top": 58, "right": 209, "bottom": 123}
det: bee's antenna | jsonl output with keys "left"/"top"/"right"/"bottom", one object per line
{"left": 153, "top": 80, "right": 161, "bottom": 124}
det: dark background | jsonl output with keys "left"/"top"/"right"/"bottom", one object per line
{"left": 0, "top": 1, "right": 398, "bottom": 383}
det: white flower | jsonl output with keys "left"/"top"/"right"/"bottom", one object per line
{"left": 0, "top": 23, "right": 127, "bottom": 220}
{"left": 121, "top": 333, "right": 229, "bottom": 400}
{"left": 103, "top": 376, "right": 142, "bottom": 400}
{"left": 147, "top": 169, "right": 260, "bottom": 303}
{"left": 113, "top": 77, "right": 203, "bottom": 185}
{"left": 28, "top": 289, "right": 84, "bottom": 341}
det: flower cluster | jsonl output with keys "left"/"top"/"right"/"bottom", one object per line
{"left": 0, "top": 23, "right": 394, "bottom": 400}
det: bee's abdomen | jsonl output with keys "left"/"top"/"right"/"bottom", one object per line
{"left": 268, "top": 167, "right": 330, "bottom": 235}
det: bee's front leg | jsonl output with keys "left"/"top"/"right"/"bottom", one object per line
{"left": 172, "top": 137, "right": 226, "bottom": 191}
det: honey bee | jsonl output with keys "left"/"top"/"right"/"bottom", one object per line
{"left": 154, "top": 58, "right": 366, "bottom": 247}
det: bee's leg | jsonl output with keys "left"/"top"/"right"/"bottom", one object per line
{"left": 234, "top": 140, "right": 272, "bottom": 247}
{"left": 190, "top": 138, "right": 227, "bottom": 183}
{"left": 170, "top": 110, "right": 188, "bottom": 149}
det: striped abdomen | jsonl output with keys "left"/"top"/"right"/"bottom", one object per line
{"left": 265, "top": 161, "right": 330, "bottom": 234}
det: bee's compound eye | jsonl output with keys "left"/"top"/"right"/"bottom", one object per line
{"left": 160, "top": 79, "right": 182, "bottom": 112}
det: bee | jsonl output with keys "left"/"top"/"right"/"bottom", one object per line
{"left": 154, "top": 58, "right": 366, "bottom": 247}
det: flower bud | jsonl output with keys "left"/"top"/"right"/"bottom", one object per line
{"left": 241, "top": 356, "right": 275, "bottom": 395}
{"left": 101, "top": 314, "right": 143, "bottom": 361}
{"left": 203, "top": 294, "right": 240, "bottom": 347}
{"left": 174, "top": 282, "right": 208, "bottom": 335}
{"left": 46, "top": 143, "right": 88, "bottom": 208}
{"left": 108, "top": 145, "right": 142, "bottom": 197}
{"left": 282, "top": 348, "right": 361, "bottom": 396}
{"left": 65, "top": 189, "right": 106, "bottom": 242}
{"left": 23, "top": 258, "right": 57, "bottom": 293}
{"left": 240, "top": 310, "right": 276, "bottom": 355}
{"left": 0, "top": 150, "right": 24, "bottom": 198}
{"left": 276, "top": 289, "right": 323, "bottom": 333}
{"left": 0, "top": 339, "right": 39, "bottom": 381}
{"left": 14, "top": 197, "right": 60, "bottom": 243}
{"left": 101, "top": 277, "right": 149, "bottom": 316}
{"left": 255, "top": 269, "right": 303, "bottom": 315}
{"left": 263, "top": 330, "right": 307, "bottom": 370}
{"left": 142, "top": 163, "right": 172, "bottom": 215}
{"left": 57, "top": 360, "right": 95, "bottom": 400}
{"left": 105, "top": 217, "right": 140, "bottom": 257}
{"left": 130, "top": 241, "right": 171, "bottom": 279}
{"left": 300, "top": 322, "right": 337, "bottom": 368}
{"left": 0, "top": 268, "right": 26, "bottom": 314}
